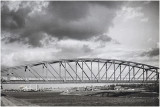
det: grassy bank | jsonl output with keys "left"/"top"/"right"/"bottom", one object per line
{"left": 2, "top": 91, "right": 159, "bottom": 106}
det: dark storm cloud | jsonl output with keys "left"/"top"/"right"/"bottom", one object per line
{"left": 25, "top": 32, "right": 44, "bottom": 47}
{"left": 90, "top": 1, "right": 124, "bottom": 9}
{"left": 141, "top": 48, "right": 159, "bottom": 57}
{"left": 42, "top": 1, "right": 124, "bottom": 40}
{"left": 2, "top": 1, "right": 124, "bottom": 47}
{"left": 48, "top": 1, "right": 89, "bottom": 21}
{"left": 4, "top": 36, "right": 22, "bottom": 43}
{"left": 1, "top": 2, "right": 31, "bottom": 31}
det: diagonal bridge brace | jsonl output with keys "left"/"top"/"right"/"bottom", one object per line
{"left": 122, "top": 66, "right": 133, "bottom": 80}
{"left": 131, "top": 67, "right": 141, "bottom": 80}
{"left": 28, "top": 66, "right": 46, "bottom": 81}
{"left": 66, "top": 62, "right": 81, "bottom": 80}
{"left": 83, "top": 61, "right": 98, "bottom": 80}
{"left": 95, "top": 62, "right": 106, "bottom": 79}
{"left": 43, "top": 64, "right": 57, "bottom": 80}
{"left": 108, "top": 63, "right": 121, "bottom": 80}
{"left": 60, "top": 62, "right": 75, "bottom": 80}
{"left": 48, "top": 63, "right": 64, "bottom": 80}
{"left": 101, "top": 62, "right": 112, "bottom": 80}
{"left": 11, "top": 68, "right": 25, "bottom": 81}
{"left": 77, "top": 62, "right": 90, "bottom": 80}
{"left": 25, "top": 66, "right": 39, "bottom": 79}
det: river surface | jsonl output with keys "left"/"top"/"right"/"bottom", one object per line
{"left": 2, "top": 83, "right": 115, "bottom": 90}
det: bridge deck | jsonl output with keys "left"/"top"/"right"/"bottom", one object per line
{"left": 3, "top": 80, "right": 158, "bottom": 84}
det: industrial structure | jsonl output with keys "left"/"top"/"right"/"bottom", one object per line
{"left": 1, "top": 58, "right": 159, "bottom": 84}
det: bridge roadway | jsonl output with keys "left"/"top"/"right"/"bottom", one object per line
{"left": 3, "top": 80, "right": 158, "bottom": 84}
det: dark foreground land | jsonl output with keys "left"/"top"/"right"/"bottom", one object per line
{"left": 2, "top": 91, "right": 159, "bottom": 106}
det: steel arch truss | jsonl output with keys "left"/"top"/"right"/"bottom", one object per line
{"left": 1, "top": 58, "right": 159, "bottom": 84}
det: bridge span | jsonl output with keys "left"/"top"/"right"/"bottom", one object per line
{"left": 1, "top": 58, "right": 159, "bottom": 84}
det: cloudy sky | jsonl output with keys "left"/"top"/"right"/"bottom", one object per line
{"left": 1, "top": 1, "right": 159, "bottom": 68}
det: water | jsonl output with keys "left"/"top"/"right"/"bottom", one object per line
{"left": 2, "top": 83, "right": 115, "bottom": 90}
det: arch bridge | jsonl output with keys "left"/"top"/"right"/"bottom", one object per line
{"left": 1, "top": 58, "right": 159, "bottom": 84}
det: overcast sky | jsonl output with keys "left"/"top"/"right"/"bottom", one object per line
{"left": 1, "top": 1, "right": 159, "bottom": 68}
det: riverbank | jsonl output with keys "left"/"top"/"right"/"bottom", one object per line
{"left": 2, "top": 91, "right": 159, "bottom": 106}
{"left": 1, "top": 95, "right": 37, "bottom": 106}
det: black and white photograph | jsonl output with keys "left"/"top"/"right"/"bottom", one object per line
{"left": 1, "top": 0, "right": 159, "bottom": 106}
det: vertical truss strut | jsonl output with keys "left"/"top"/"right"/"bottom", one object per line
{"left": 133, "top": 67, "right": 135, "bottom": 81}
{"left": 146, "top": 69, "right": 148, "bottom": 81}
{"left": 106, "top": 63, "right": 108, "bottom": 80}
{"left": 91, "top": 61, "right": 92, "bottom": 80}
{"left": 143, "top": 66, "right": 145, "bottom": 81}
{"left": 129, "top": 65, "right": 130, "bottom": 81}
{"left": 82, "top": 62, "right": 83, "bottom": 80}
{"left": 64, "top": 62, "right": 66, "bottom": 80}
{"left": 76, "top": 62, "right": 78, "bottom": 80}
{"left": 98, "top": 60, "right": 100, "bottom": 79}
{"left": 114, "top": 62, "right": 115, "bottom": 81}
{"left": 59, "top": 63, "right": 61, "bottom": 79}
{"left": 120, "top": 65, "right": 122, "bottom": 80}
